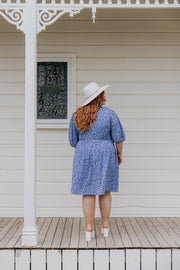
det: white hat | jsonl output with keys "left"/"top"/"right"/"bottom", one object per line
{"left": 82, "top": 82, "right": 109, "bottom": 107}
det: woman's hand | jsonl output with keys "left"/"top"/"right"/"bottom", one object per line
{"left": 117, "top": 153, "right": 122, "bottom": 165}
{"left": 115, "top": 142, "right": 123, "bottom": 165}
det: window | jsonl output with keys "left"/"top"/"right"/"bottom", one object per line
{"left": 37, "top": 53, "right": 76, "bottom": 128}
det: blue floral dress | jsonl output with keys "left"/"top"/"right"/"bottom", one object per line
{"left": 68, "top": 106, "right": 126, "bottom": 195}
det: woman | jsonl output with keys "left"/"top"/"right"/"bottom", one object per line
{"left": 68, "top": 82, "right": 126, "bottom": 241}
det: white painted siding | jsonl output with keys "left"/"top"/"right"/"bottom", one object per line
{"left": 0, "top": 9, "right": 180, "bottom": 216}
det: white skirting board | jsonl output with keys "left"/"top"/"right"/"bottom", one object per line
{"left": 0, "top": 248, "right": 179, "bottom": 270}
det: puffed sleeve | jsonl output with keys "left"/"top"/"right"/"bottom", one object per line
{"left": 68, "top": 113, "right": 79, "bottom": 148}
{"left": 110, "top": 110, "right": 126, "bottom": 143}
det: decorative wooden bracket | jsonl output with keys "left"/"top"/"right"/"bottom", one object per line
{"left": 37, "top": 7, "right": 84, "bottom": 34}
{"left": 0, "top": 4, "right": 84, "bottom": 34}
{"left": 0, "top": 0, "right": 180, "bottom": 34}
{"left": 0, "top": 7, "right": 25, "bottom": 33}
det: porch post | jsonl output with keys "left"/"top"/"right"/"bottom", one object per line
{"left": 22, "top": 0, "right": 38, "bottom": 246}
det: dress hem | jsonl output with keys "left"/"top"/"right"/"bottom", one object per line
{"left": 71, "top": 189, "right": 119, "bottom": 195}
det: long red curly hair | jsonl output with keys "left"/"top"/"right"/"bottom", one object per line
{"left": 74, "top": 91, "right": 106, "bottom": 133}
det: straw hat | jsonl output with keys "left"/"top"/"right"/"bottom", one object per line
{"left": 82, "top": 82, "right": 109, "bottom": 106}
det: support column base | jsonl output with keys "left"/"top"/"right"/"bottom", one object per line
{"left": 21, "top": 225, "right": 38, "bottom": 247}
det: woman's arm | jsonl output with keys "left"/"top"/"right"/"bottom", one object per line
{"left": 115, "top": 141, "right": 123, "bottom": 165}
{"left": 116, "top": 141, "right": 123, "bottom": 155}
{"left": 69, "top": 114, "right": 79, "bottom": 148}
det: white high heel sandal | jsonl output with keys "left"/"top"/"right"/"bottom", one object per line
{"left": 86, "top": 230, "right": 95, "bottom": 241}
{"left": 101, "top": 223, "right": 109, "bottom": 237}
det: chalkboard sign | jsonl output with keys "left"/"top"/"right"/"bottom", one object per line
{"left": 37, "top": 62, "right": 67, "bottom": 119}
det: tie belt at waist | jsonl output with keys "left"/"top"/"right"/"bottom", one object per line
{"left": 79, "top": 139, "right": 112, "bottom": 141}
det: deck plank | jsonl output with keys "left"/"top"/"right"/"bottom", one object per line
{"left": 37, "top": 217, "right": 53, "bottom": 248}
{"left": 145, "top": 217, "right": 170, "bottom": 247}
{"left": 42, "top": 217, "right": 59, "bottom": 248}
{"left": 122, "top": 217, "right": 142, "bottom": 247}
{"left": 116, "top": 217, "right": 132, "bottom": 247}
{"left": 36, "top": 217, "right": 46, "bottom": 231}
{"left": 104, "top": 218, "right": 115, "bottom": 248}
{"left": 51, "top": 217, "right": 66, "bottom": 248}
{"left": 176, "top": 217, "right": 180, "bottom": 224}
{"left": 110, "top": 217, "right": 123, "bottom": 247}
{"left": 135, "top": 217, "right": 161, "bottom": 247}
{"left": 0, "top": 218, "right": 23, "bottom": 247}
{"left": 0, "top": 218, "right": 9, "bottom": 230}
{"left": 70, "top": 217, "right": 80, "bottom": 248}
{"left": 0, "top": 217, "right": 18, "bottom": 242}
{"left": 6, "top": 218, "right": 24, "bottom": 247}
{"left": 168, "top": 217, "right": 180, "bottom": 239}
{"left": 95, "top": 217, "right": 106, "bottom": 248}
{"left": 128, "top": 217, "right": 151, "bottom": 247}
{"left": 79, "top": 217, "right": 88, "bottom": 248}
{"left": 61, "top": 217, "right": 73, "bottom": 248}
{"left": 0, "top": 217, "right": 179, "bottom": 249}
{"left": 155, "top": 217, "right": 180, "bottom": 247}
{"left": 162, "top": 217, "right": 180, "bottom": 244}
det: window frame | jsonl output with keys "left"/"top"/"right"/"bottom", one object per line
{"left": 36, "top": 53, "right": 76, "bottom": 129}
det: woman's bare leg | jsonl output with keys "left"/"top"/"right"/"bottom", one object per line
{"left": 98, "top": 191, "right": 112, "bottom": 228}
{"left": 82, "top": 195, "right": 96, "bottom": 231}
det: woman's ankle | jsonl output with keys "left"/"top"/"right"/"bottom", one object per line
{"left": 86, "top": 224, "right": 94, "bottom": 232}
{"left": 101, "top": 219, "right": 109, "bottom": 228}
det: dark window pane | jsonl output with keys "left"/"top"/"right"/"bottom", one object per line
{"left": 37, "top": 62, "right": 67, "bottom": 119}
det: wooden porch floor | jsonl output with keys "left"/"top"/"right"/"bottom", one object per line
{"left": 0, "top": 217, "right": 180, "bottom": 249}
